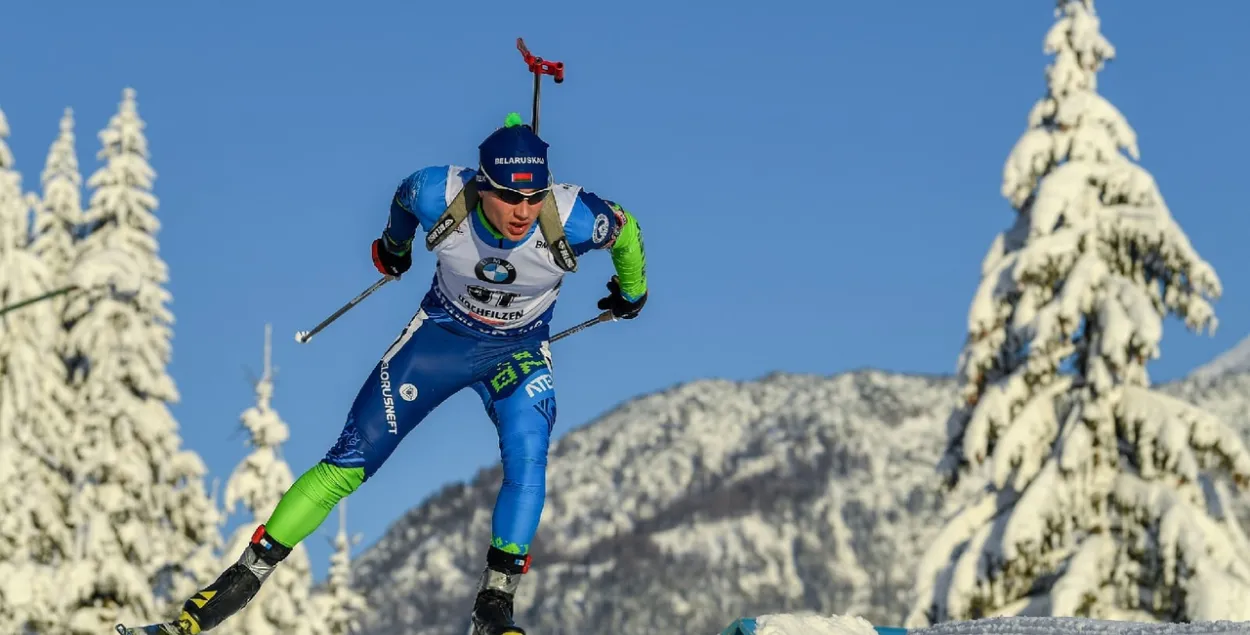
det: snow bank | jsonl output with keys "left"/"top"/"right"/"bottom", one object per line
{"left": 754, "top": 613, "right": 879, "bottom": 635}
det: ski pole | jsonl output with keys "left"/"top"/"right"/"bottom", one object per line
{"left": 294, "top": 275, "right": 394, "bottom": 344}
{"left": 551, "top": 310, "right": 615, "bottom": 343}
{"left": 516, "top": 37, "right": 564, "bottom": 135}
{"left": 0, "top": 284, "right": 79, "bottom": 318}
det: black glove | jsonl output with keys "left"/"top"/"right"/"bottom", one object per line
{"left": 597, "top": 275, "right": 647, "bottom": 319}
{"left": 372, "top": 236, "right": 411, "bottom": 277}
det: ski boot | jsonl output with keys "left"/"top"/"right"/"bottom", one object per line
{"left": 470, "top": 546, "right": 531, "bottom": 635}
{"left": 117, "top": 525, "right": 291, "bottom": 635}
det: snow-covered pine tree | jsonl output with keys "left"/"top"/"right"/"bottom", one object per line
{"left": 31, "top": 107, "right": 84, "bottom": 325}
{"left": 0, "top": 105, "right": 78, "bottom": 634}
{"left": 0, "top": 103, "right": 42, "bottom": 635}
{"left": 219, "top": 323, "right": 325, "bottom": 635}
{"left": 907, "top": 1, "right": 1250, "bottom": 625}
{"left": 62, "top": 88, "right": 222, "bottom": 633}
{"left": 25, "top": 110, "right": 87, "bottom": 633}
{"left": 315, "top": 503, "right": 367, "bottom": 635}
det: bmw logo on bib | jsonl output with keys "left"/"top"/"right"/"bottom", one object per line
{"left": 475, "top": 257, "right": 517, "bottom": 284}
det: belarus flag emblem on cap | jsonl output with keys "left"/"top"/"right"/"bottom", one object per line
{"left": 513, "top": 172, "right": 533, "bottom": 183}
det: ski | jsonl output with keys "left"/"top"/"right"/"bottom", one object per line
{"left": 114, "top": 621, "right": 186, "bottom": 635}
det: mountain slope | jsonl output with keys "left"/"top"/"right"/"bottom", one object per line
{"left": 344, "top": 368, "right": 1250, "bottom": 635}
{"left": 1190, "top": 335, "right": 1250, "bottom": 380}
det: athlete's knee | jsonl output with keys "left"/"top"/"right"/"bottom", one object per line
{"left": 323, "top": 404, "right": 404, "bottom": 481}
{"left": 323, "top": 415, "right": 375, "bottom": 473}
{"left": 499, "top": 428, "right": 550, "bottom": 489}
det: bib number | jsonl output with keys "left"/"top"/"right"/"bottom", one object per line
{"left": 467, "top": 285, "right": 520, "bottom": 307}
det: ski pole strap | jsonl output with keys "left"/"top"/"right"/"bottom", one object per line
{"left": 425, "top": 179, "right": 577, "bottom": 272}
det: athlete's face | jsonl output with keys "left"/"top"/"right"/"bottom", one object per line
{"left": 481, "top": 189, "right": 545, "bottom": 240}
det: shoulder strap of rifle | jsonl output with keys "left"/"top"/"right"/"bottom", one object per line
{"left": 538, "top": 193, "right": 577, "bottom": 272}
{"left": 424, "top": 179, "right": 479, "bottom": 251}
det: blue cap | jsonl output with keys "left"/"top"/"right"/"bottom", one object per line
{"left": 477, "top": 113, "right": 551, "bottom": 191}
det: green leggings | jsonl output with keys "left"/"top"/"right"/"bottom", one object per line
{"left": 264, "top": 461, "right": 365, "bottom": 547}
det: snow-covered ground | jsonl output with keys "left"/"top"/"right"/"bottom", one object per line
{"left": 727, "top": 614, "right": 1250, "bottom": 635}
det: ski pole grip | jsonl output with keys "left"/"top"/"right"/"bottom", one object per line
{"left": 517, "top": 37, "right": 565, "bottom": 83}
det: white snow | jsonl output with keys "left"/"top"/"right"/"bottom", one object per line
{"left": 31, "top": 106, "right": 83, "bottom": 321}
{"left": 70, "top": 236, "right": 144, "bottom": 300}
{"left": 752, "top": 612, "right": 879, "bottom": 635}
{"left": 651, "top": 515, "right": 806, "bottom": 599}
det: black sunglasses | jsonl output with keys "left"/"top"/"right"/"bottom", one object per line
{"left": 493, "top": 188, "right": 548, "bottom": 205}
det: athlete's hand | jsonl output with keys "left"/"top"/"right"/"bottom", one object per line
{"left": 372, "top": 235, "right": 411, "bottom": 278}
{"left": 597, "top": 275, "right": 646, "bottom": 319}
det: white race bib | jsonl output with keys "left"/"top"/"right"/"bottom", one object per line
{"left": 430, "top": 175, "right": 581, "bottom": 334}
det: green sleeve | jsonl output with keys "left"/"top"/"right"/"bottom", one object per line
{"left": 610, "top": 209, "right": 648, "bottom": 302}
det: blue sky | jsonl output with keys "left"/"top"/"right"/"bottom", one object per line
{"left": 4, "top": 1, "right": 1249, "bottom": 582}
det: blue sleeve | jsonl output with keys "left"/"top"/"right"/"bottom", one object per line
{"left": 566, "top": 189, "right": 626, "bottom": 256}
{"left": 383, "top": 166, "right": 471, "bottom": 251}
